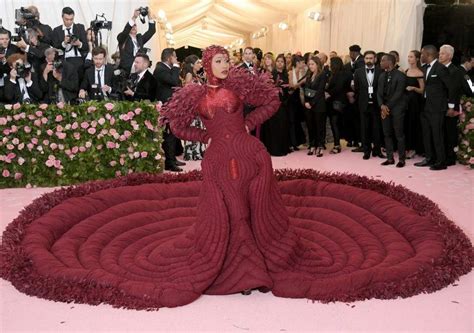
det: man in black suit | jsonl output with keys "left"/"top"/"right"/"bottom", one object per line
{"left": 354, "top": 50, "right": 385, "bottom": 160}
{"left": 344, "top": 44, "right": 365, "bottom": 73}
{"left": 117, "top": 8, "right": 156, "bottom": 75}
{"left": 377, "top": 54, "right": 407, "bottom": 168}
{"left": 239, "top": 47, "right": 255, "bottom": 73}
{"left": 415, "top": 45, "right": 456, "bottom": 171}
{"left": 51, "top": 7, "right": 88, "bottom": 82}
{"left": 79, "top": 47, "right": 114, "bottom": 101}
{"left": 459, "top": 56, "right": 473, "bottom": 97}
{"left": 14, "top": 28, "right": 49, "bottom": 76}
{"left": 18, "top": 6, "right": 53, "bottom": 45}
{"left": 40, "top": 47, "right": 79, "bottom": 103}
{"left": 124, "top": 53, "right": 156, "bottom": 101}
{"left": 153, "top": 48, "right": 185, "bottom": 172}
{"left": 0, "top": 28, "right": 21, "bottom": 103}
{"left": 4, "top": 54, "right": 42, "bottom": 104}
{"left": 439, "top": 44, "right": 465, "bottom": 166}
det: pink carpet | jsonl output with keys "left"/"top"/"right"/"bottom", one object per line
{"left": 1, "top": 148, "right": 473, "bottom": 332}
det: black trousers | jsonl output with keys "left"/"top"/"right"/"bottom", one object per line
{"left": 444, "top": 115, "right": 459, "bottom": 164}
{"left": 421, "top": 111, "right": 446, "bottom": 164}
{"left": 360, "top": 104, "right": 382, "bottom": 154}
{"left": 382, "top": 109, "right": 406, "bottom": 161}
{"left": 305, "top": 108, "right": 326, "bottom": 148}
{"left": 162, "top": 125, "right": 179, "bottom": 167}
{"left": 329, "top": 111, "right": 342, "bottom": 147}
{"left": 343, "top": 103, "right": 360, "bottom": 144}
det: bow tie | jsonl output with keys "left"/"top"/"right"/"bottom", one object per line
{"left": 366, "top": 68, "right": 374, "bottom": 73}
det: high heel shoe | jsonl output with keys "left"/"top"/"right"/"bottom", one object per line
{"left": 307, "top": 148, "right": 315, "bottom": 156}
{"left": 316, "top": 147, "right": 323, "bottom": 157}
{"left": 241, "top": 289, "right": 252, "bottom": 295}
{"left": 330, "top": 146, "right": 341, "bottom": 154}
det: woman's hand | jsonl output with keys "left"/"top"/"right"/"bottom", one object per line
{"left": 305, "top": 102, "right": 311, "bottom": 109}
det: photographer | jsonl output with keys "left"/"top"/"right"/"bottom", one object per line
{"left": 117, "top": 8, "right": 156, "bottom": 75}
{"left": 15, "top": 6, "right": 53, "bottom": 44}
{"left": 0, "top": 28, "right": 21, "bottom": 103}
{"left": 79, "top": 46, "right": 114, "bottom": 101}
{"left": 123, "top": 53, "right": 156, "bottom": 101}
{"left": 51, "top": 7, "right": 88, "bottom": 82}
{"left": 15, "top": 28, "right": 49, "bottom": 75}
{"left": 40, "top": 47, "right": 79, "bottom": 103}
{"left": 4, "top": 53, "right": 42, "bottom": 103}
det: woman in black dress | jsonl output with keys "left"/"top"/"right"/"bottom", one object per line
{"left": 287, "top": 55, "right": 307, "bottom": 151}
{"left": 304, "top": 56, "right": 327, "bottom": 157}
{"left": 260, "top": 54, "right": 290, "bottom": 156}
{"left": 325, "top": 57, "right": 353, "bottom": 154}
{"left": 405, "top": 50, "right": 425, "bottom": 158}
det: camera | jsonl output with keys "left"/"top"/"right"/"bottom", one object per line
{"left": 0, "top": 46, "right": 6, "bottom": 55}
{"left": 90, "top": 14, "right": 112, "bottom": 32}
{"left": 52, "top": 50, "right": 64, "bottom": 71}
{"left": 139, "top": 7, "right": 149, "bottom": 17}
{"left": 15, "top": 7, "right": 36, "bottom": 24}
{"left": 11, "top": 25, "right": 27, "bottom": 42}
{"left": 16, "top": 62, "right": 32, "bottom": 79}
{"left": 68, "top": 34, "right": 79, "bottom": 44}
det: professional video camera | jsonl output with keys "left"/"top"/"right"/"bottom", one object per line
{"left": 138, "top": 6, "right": 149, "bottom": 24}
{"left": 89, "top": 14, "right": 112, "bottom": 48}
{"left": 52, "top": 50, "right": 65, "bottom": 71}
{"left": 109, "top": 69, "right": 137, "bottom": 100}
{"left": 16, "top": 62, "right": 32, "bottom": 79}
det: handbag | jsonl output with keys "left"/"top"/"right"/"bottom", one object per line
{"left": 332, "top": 100, "right": 346, "bottom": 112}
{"left": 304, "top": 88, "right": 317, "bottom": 98}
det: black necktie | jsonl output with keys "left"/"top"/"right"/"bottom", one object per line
{"left": 97, "top": 69, "right": 102, "bottom": 88}
{"left": 366, "top": 68, "right": 374, "bottom": 73}
{"left": 424, "top": 64, "right": 431, "bottom": 79}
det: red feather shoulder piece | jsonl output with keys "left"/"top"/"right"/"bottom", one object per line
{"left": 159, "top": 83, "right": 206, "bottom": 127}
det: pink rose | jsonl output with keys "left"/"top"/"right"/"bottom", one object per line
{"left": 154, "top": 153, "right": 162, "bottom": 160}
{"left": 27, "top": 143, "right": 34, "bottom": 150}
{"left": 56, "top": 132, "right": 66, "bottom": 140}
{"left": 0, "top": 117, "right": 7, "bottom": 125}
{"left": 26, "top": 183, "right": 32, "bottom": 188}
{"left": 71, "top": 122, "right": 79, "bottom": 129}
{"left": 155, "top": 103, "right": 162, "bottom": 112}
{"left": 35, "top": 110, "right": 43, "bottom": 117}
{"left": 145, "top": 120, "right": 154, "bottom": 130}
{"left": 18, "top": 143, "right": 25, "bottom": 150}
{"left": 41, "top": 117, "right": 48, "bottom": 124}
{"left": 115, "top": 171, "right": 121, "bottom": 177}
{"left": 466, "top": 123, "right": 474, "bottom": 130}
{"left": 42, "top": 139, "right": 50, "bottom": 146}
{"left": 4, "top": 105, "right": 12, "bottom": 110}
{"left": 79, "top": 146, "right": 86, "bottom": 152}
{"left": 55, "top": 115, "right": 63, "bottom": 122}
{"left": 85, "top": 141, "right": 92, "bottom": 148}
{"left": 14, "top": 172, "right": 22, "bottom": 180}
{"left": 54, "top": 160, "right": 61, "bottom": 169}
{"left": 110, "top": 117, "right": 116, "bottom": 125}
{"left": 121, "top": 114, "right": 130, "bottom": 121}
{"left": 134, "top": 108, "right": 142, "bottom": 115}
{"left": 124, "top": 130, "right": 132, "bottom": 138}
{"left": 56, "top": 125, "right": 64, "bottom": 132}
{"left": 87, "top": 106, "right": 97, "bottom": 113}
{"left": 133, "top": 151, "right": 140, "bottom": 158}
{"left": 31, "top": 138, "right": 38, "bottom": 145}
{"left": 113, "top": 133, "right": 120, "bottom": 140}
{"left": 24, "top": 126, "right": 31, "bottom": 133}
{"left": 80, "top": 121, "right": 89, "bottom": 129}
{"left": 3, "top": 129, "right": 11, "bottom": 135}
{"left": 65, "top": 149, "right": 72, "bottom": 155}
{"left": 98, "top": 118, "right": 106, "bottom": 125}
{"left": 18, "top": 157, "right": 25, "bottom": 165}
{"left": 73, "top": 132, "right": 81, "bottom": 140}
{"left": 13, "top": 114, "right": 21, "bottom": 121}
{"left": 119, "top": 157, "right": 125, "bottom": 165}
{"left": 13, "top": 103, "right": 21, "bottom": 110}
{"left": 127, "top": 147, "right": 134, "bottom": 153}
{"left": 39, "top": 103, "right": 48, "bottom": 110}
{"left": 109, "top": 128, "right": 117, "bottom": 135}
{"left": 71, "top": 146, "right": 79, "bottom": 154}
{"left": 57, "top": 102, "right": 65, "bottom": 109}
{"left": 7, "top": 152, "right": 16, "bottom": 160}
{"left": 12, "top": 138, "right": 19, "bottom": 145}
{"left": 106, "top": 141, "right": 116, "bottom": 149}
{"left": 104, "top": 103, "right": 114, "bottom": 111}
{"left": 58, "top": 144, "right": 64, "bottom": 151}
{"left": 105, "top": 113, "right": 111, "bottom": 120}
{"left": 140, "top": 151, "right": 148, "bottom": 158}
{"left": 71, "top": 112, "right": 77, "bottom": 118}
{"left": 7, "top": 144, "right": 15, "bottom": 150}
{"left": 2, "top": 169, "right": 10, "bottom": 177}
{"left": 91, "top": 120, "right": 97, "bottom": 128}
{"left": 132, "top": 124, "right": 139, "bottom": 130}
{"left": 109, "top": 160, "right": 117, "bottom": 167}
{"left": 28, "top": 114, "right": 36, "bottom": 120}
{"left": 34, "top": 119, "right": 42, "bottom": 127}
{"left": 127, "top": 111, "right": 134, "bottom": 119}
{"left": 87, "top": 127, "right": 97, "bottom": 135}
{"left": 50, "top": 143, "right": 58, "bottom": 150}
{"left": 56, "top": 170, "right": 63, "bottom": 176}
{"left": 45, "top": 159, "right": 54, "bottom": 167}
{"left": 96, "top": 144, "right": 103, "bottom": 150}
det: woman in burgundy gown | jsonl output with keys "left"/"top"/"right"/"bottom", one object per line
{"left": 158, "top": 45, "right": 317, "bottom": 305}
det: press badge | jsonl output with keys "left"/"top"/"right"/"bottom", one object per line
{"left": 368, "top": 86, "right": 374, "bottom": 94}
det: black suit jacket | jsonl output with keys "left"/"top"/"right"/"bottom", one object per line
{"left": 40, "top": 61, "right": 79, "bottom": 103}
{"left": 25, "top": 42, "right": 49, "bottom": 75}
{"left": 153, "top": 62, "right": 181, "bottom": 103}
{"left": 354, "top": 66, "right": 382, "bottom": 111}
{"left": 446, "top": 64, "right": 465, "bottom": 110}
{"left": 344, "top": 55, "right": 365, "bottom": 74}
{"left": 4, "top": 72, "right": 43, "bottom": 103}
{"left": 377, "top": 69, "right": 407, "bottom": 113}
{"left": 80, "top": 64, "right": 114, "bottom": 98}
{"left": 459, "top": 66, "right": 473, "bottom": 98}
{"left": 326, "top": 69, "right": 352, "bottom": 103}
{"left": 423, "top": 60, "right": 455, "bottom": 113}
{"left": 304, "top": 73, "right": 327, "bottom": 111}
{"left": 128, "top": 70, "right": 156, "bottom": 101}
{"left": 51, "top": 23, "right": 88, "bottom": 58}
{"left": 0, "top": 45, "right": 22, "bottom": 78}
{"left": 117, "top": 21, "right": 156, "bottom": 74}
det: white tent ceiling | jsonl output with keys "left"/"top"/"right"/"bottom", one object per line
{"left": 150, "top": 0, "right": 317, "bottom": 49}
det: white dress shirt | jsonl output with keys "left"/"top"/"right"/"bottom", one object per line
{"left": 61, "top": 25, "right": 82, "bottom": 58}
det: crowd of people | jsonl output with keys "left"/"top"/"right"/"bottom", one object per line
{"left": 1, "top": 6, "right": 473, "bottom": 171}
